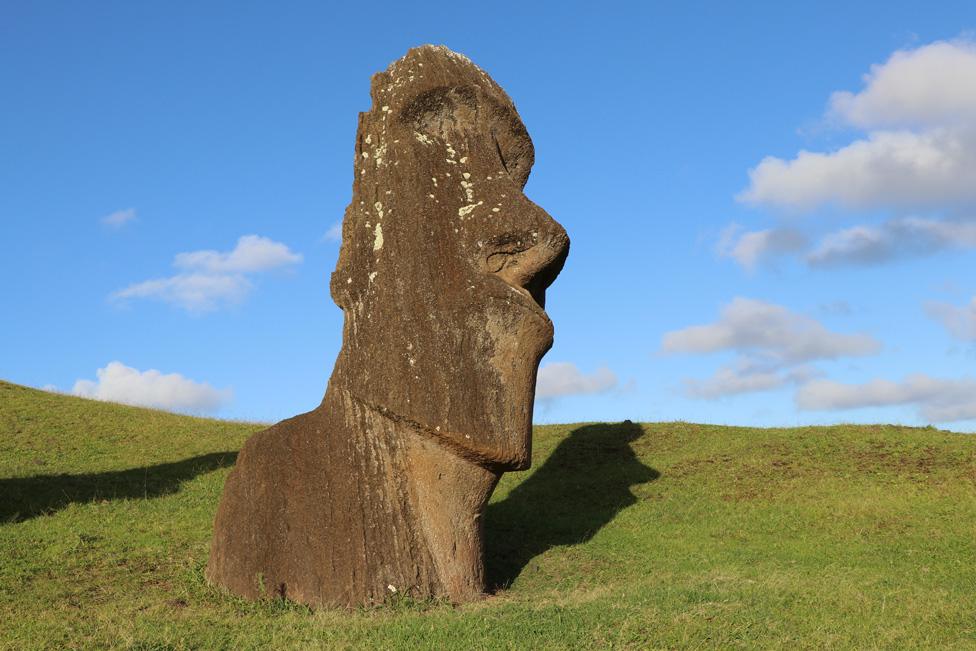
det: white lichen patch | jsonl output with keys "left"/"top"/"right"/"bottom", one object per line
{"left": 458, "top": 201, "right": 483, "bottom": 217}
{"left": 365, "top": 134, "right": 372, "bottom": 144}
{"left": 361, "top": 152, "right": 369, "bottom": 158}
{"left": 462, "top": 172, "right": 471, "bottom": 180}
{"left": 459, "top": 157, "right": 467, "bottom": 164}
{"left": 431, "top": 177, "right": 438, "bottom": 186}
{"left": 491, "top": 207, "right": 500, "bottom": 213}
{"left": 460, "top": 180, "right": 475, "bottom": 202}
{"left": 373, "top": 201, "right": 384, "bottom": 218}
{"left": 373, "top": 223, "right": 384, "bottom": 251}
{"left": 414, "top": 132, "right": 433, "bottom": 145}
{"left": 369, "top": 271, "right": 378, "bottom": 282}
{"left": 374, "top": 142, "right": 388, "bottom": 166}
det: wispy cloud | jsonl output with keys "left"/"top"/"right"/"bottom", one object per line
{"left": 662, "top": 297, "right": 879, "bottom": 364}
{"left": 796, "top": 374, "right": 976, "bottom": 422}
{"left": 925, "top": 295, "right": 976, "bottom": 341}
{"left": 807, "top": 217, "right": 976, "bottom": 267}
{"left": 683, "top": 362, "right": 820, "bottom": 400}
{"left": 113, "top": 273, "right": 252, "bottom": 312}
{"left": 101, "top": 208, "right": 136, "bottom": 228}
{"left": 662, "top": 298, "right": 879, "bottom": 399}
{"left": 173, "top": 234, "right": 302, "bottom": 273}
{"left": 321, "top": 222, "right": 342, "bottom": 243}
{"left": 717, "top": 225, "right": 808, "bottom": 270}
{"left": 112, "top": 235, "right": 301, "bottom": 312}
{"left": 72, "top": 361, "right": 231, "bottom": 414}
{"left": 536, "top": 362, "right": 618, "bottom": 400}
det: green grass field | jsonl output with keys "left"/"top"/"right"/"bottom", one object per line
{"left": 2, "top": 379, "right": 975, "bottom": 649}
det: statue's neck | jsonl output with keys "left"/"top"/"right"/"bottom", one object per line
{"left": 324, "top": 383, "right": 501, "bottom": 601}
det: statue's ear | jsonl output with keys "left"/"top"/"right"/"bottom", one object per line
{"left": 489, "top": 122, "right": 534, "bottom": 189}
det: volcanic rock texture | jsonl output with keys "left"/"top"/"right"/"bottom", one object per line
{"left": 206, "top": 44, "right": 569, "bottom": 608}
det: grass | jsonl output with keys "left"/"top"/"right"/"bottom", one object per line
{"left": 2, "top": 379, "right": 975, "bottom": 649}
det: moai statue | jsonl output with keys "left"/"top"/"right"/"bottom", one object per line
{"left": 206, "top": 45, "right": 569, "bottom": 608}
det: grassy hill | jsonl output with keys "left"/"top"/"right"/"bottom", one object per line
{"left": 2, "top": 379, "right": 975, "bottom": 649}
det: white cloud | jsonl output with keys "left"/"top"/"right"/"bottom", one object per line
{"left": 819, "top": 300, "right": 853, "bottom": 316}
{"left": 174, "top": 235, "right": 302, "bottom": 273}
{"left": 796, "top": 374, "right": 976, "bottom": 422}
{"left": 112, "top": 235, "right": 300, "bottom": 312}
{"left": 663, "top": 298, "right": 878, "bottom": 399}
{"left": 731, "top": 38, "right": 976, "bottom": 269}
{"left": 684, "top": 367, "right": 786, "bottom": 398}
{"left": 925, "top": 296, "right": 976, "bottom": 341}
{"left": 71, "top": 361, "right": 231, "bottom": 414}
{"left": 101, "top": 208, "right": 136, "bottom": 228}
{"left": 322, "top": 222, "right": 342, "bottom": 242}
{"left": 683, "top": 364, "right": 817, "bottom": 400}
{"left": 112, "top": 273, "right": 251, "bottom": 312}
{"left": 717, "top": 225, "right": 808, "bottom": 269}
{"left": 536, "top": 362, "right": 618, "bottom": 400}
{"left": 719, "top": 215, "right": 976, "bottom": 269}
{"left": 739, "top": 127, "right": 976, "bottom": 212}
{"left": 807, "top": 217, "right": 976, "bottom": 267}
{"left": 741, "top": 38, "right": 976, "bottom": 214}
{"left": 662, "top": 297, "right": 880, "bottom": 364}
{"left": 828, "top": 39, "right": 976, "bottom": 129}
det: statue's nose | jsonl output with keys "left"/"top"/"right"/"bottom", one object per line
{"left": 491, "top": 204, "right": 569, "bottom": 309}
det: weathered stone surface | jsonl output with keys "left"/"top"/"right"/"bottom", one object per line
{"left": 206, "top": 45, "right": 569, "bottom": 608}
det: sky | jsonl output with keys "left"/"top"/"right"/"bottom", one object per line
{"left": 3, "top": 2, "right": 976, "bottom": 430}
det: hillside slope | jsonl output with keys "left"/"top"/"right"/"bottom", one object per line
{"left": 2, "top": 380, "right": 975, "bottom": 649}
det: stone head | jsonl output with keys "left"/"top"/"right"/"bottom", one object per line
{"left": 330, "top": 45, "right": 568, "bottom": 470}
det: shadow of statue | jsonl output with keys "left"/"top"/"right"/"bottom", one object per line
{"left": 0, "top": 451, "right": 237, "bottom": 523}
{"left": 484, "top": 420, "right": 659, "bottom": 590}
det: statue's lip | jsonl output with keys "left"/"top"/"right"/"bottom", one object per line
{"left": 490, "top": 287, "right": 554, "bottom": 329}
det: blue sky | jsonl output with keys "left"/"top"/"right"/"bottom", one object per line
{"left": 4, "top": 2, "right": 976, "bottom": 430}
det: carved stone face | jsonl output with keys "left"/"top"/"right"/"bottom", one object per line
{"left": 330, "top": 47, "right": 568, "bottom": 470}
